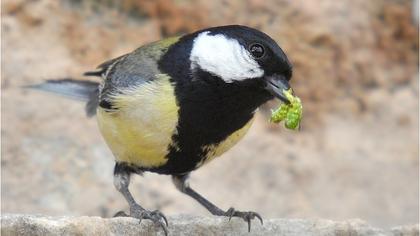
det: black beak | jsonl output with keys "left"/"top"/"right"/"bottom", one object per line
{"left": 265, "top": 74, "right": 292, "bottom": 103}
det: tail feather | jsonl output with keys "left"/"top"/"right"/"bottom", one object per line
{"left": 27, "top": 78, "right": 100, "bottom": 117}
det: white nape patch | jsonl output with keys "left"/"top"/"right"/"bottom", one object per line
{"left": 190, "top": 31, "right": 264, "bottom": 82}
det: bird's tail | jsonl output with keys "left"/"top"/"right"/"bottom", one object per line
{"left": 26, "top": 79, "right": 100, "bottom": 117}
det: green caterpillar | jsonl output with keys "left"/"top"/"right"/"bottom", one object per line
{"left": 270, "top": 89, "right": 303, "bottom": 130}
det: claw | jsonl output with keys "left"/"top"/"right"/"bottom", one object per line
{"left": 247, "top": 215, "right": 251, "bottom": 232}
{"left": 117, "top": 206, "right": 169, "bottom": 235}
{"left": 154, "top": 210, "right": 169, "bottom": 226}
{"left": 223, "top": 208, "right": 263, "bottom": 232}
{"left": 255, "top": 213, "right": 264, "bottom": 225}
{"left": 227, "top": 208, "right": 235, "bottom": 221}
{"left": 157, "top": 220, "right": 168, "bottom": 236}
{"left": 142, "top": 210, "right": 168, "bottom": 236}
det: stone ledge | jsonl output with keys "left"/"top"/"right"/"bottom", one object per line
{"left": 1, "top": 214, "right": 418, "bottom": 236}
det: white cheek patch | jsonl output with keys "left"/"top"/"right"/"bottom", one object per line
{"left": 190, "top": 32, "right": 264, "bottom": 82}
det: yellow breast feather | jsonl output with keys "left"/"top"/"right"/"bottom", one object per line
{"left": 198, "top": 116, "right": 254, "bottom": 168}
{"left": 97, "top": 74, "right": 179, "bottom": 168}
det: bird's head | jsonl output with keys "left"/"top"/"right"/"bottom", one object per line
{"left": 159, "top": 25, "right": 293, "bottom": 106}
{"left": 187, "top": 25, "right": 293, "bottom": 103}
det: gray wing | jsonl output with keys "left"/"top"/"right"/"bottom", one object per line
{"left": 84, "top": 54, "right": 128, "bottom": 78}
{"left": 89, "top": 41, "right": 170, "bottom": 110}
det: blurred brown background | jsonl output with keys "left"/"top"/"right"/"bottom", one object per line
{"left": 1, "top": 0, "right": 419, "bottom": 228}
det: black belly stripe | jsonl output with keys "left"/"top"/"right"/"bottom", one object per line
{"left": 148, "top": 72, "right": 271, "bottom": 174}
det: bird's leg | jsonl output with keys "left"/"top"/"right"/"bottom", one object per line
{"left": 172, "top": 174, "right": 263, "bottom": 232}
{"left": 113, "top": 163, "right": 168, "bottom": 235}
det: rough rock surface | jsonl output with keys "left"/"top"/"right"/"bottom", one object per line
{"left": 1, "top": 214, "right": 419, "bottom": 236}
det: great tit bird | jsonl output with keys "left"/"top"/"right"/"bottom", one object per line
{"left": 31, "top": 25, "right": 293, "bottom": 234}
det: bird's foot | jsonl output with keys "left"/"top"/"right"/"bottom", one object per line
{"left": 113, "top": 204, "right": 168, "bottom": 235}
{"left": 224, "top": 207, "right": 263, "bottom": 232}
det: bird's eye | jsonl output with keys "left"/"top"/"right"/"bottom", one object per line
{"left": 249, "top": 43, "right": 265, "bottom": 59}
